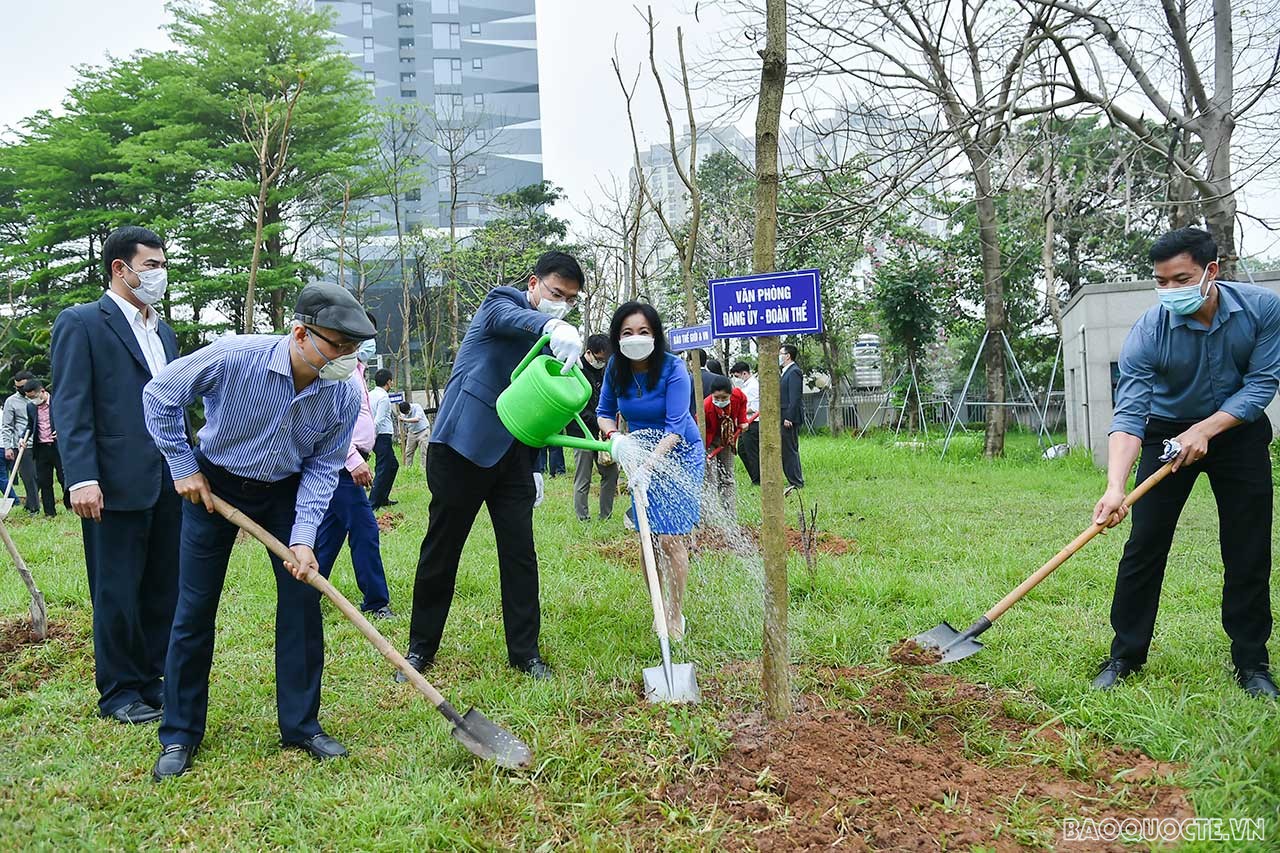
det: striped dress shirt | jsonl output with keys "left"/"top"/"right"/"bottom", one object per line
{"left": 143, "top": 334, "right": 360, "bottom": 548}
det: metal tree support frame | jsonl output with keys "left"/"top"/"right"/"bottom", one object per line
{"left": 855, "top": 362, "right": 945, "bottom": 441}
{"left": 940, "top": 330, "right": 1051, "bottom": 458}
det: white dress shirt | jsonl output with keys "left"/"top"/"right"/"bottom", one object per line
{"left": 71, "top": 290, "right": 170, "bottom": 494}
{"left": 740, "top": 375, "right": 761, "bottom": 414}
{"left": 106, "top": 289, "right": 169, "bottom": 377}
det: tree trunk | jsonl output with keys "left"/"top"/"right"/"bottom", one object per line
{"left": 973, "top": 165, "right": 1007, "bottom": 458}
{"left": 754, "top": 0, "right": 790, "bottom": 722}
{"left": 244, "top": 182, "right": 270, "bottom": 334}
{"left": 267, "top": 202, "right": 284, "bottom": 330}
{"left": 821, "top": 335, "right": 843, "bottom": 435}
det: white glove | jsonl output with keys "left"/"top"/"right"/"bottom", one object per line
{"left": 533, "top": 472, "right": 544, "bottom": 507}
{"left": 544, "top": 319, "right": 583, "bottom": 366}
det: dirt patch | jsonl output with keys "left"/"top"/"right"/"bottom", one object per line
{"left": 377, "top": 511, "right": 405, "bottom": 533}
{"left": 693, "top": 525, "right": 856, "bottom": 556}
{"left": 663, "top": 666, "right": 1192, "bottom": 851}
{"left": 0, "top": 618, "right": 78, "bottom": 693}
{"left": 888, "top": 638, "right": 943, "bottom": 666}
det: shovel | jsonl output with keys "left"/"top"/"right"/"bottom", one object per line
{"left": 210, "top": 495, "right": 532, "bottom": 770}
{"left": 909, "top": 439, "right": 1183, "bottom": 665}
{"left": 0, "top": 441, "right": 28, "bottom": 519}
{"left": 633, "top": 486, "right": 700, "bottom": 703}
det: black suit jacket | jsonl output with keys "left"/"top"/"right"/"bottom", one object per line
{"left": 780, "top": 363, "right": 804, "bottom": 425}
{"left": 24, "top": 399, "right": 54, "bottom": 443}
{"left": 50, "top": 294, "right": 180, "bottom": 511}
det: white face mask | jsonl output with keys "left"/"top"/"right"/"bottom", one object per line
{"left": 125, "top": 263, "right": 168, "bottom": 305}
{"left": 732, "top": 376, "right": 746, "bottom": 388}
{"left": 299, "top": 331, "right": 358, "bottom": 381}
{"left": 713, "top": 398, "right": 730, "bottom": 408}
{"left": 779, "top": 354, "right": 788, "bottom": 367}
{"left": 357, "top": 338, "right": 377, "bottom": 363}
{"left": 585, "top": 354, "right": 605, "bottom": 369}
{"left": 533, "top": 280, "right": 573, "bottom": 320}
{"left": 619, "top": 335, "right": 655, "bottom": 361}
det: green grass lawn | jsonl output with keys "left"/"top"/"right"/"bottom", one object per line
{"left": 0, "top": 433, "right": 1276, "bottom": 850}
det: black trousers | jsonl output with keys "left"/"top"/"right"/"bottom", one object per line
{"left": 1110, "top": 416, "right": 1273, "bottom": 670}
{"left": 369, "top": 432, "right": 400, "bottom": 508}
{"left": 82, "top": 488, "right": 181, "bottom": 715}
{"left": 6, "top": 448, "right": 37, "bottom": 512}
{"left": 160, "top": 459, "right": 322, "bottom": 747}
{"left": 408, "top": 442, "right": 540, "bottom": 665}
{"left": 33, "top": 441, "right": 68, "bottom": 516}
{"left": 738, "top": 421, "right": 760, "bottom": 485}
{"left": 781, "top": 422, "right": 804, "bottom": 488}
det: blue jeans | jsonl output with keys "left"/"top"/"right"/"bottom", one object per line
{"left": 315, "top": 469, "right": 391, "bottom": 611}
{"left": 535, "top": 446, "right": 565, "bottom": 477}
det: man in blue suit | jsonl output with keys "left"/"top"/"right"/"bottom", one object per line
{"left": 398, "top": 251, "right": 585, "bottom": 681}
{"left": 51, "top": 225, "right": 182, "bottom": 724}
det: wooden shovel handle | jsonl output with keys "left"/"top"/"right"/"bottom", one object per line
{"left": 2, "top": 442, "right": 27, "bottom": 502}
{"left": 209, "top": 495, "right": 449, "bottom": 709}
{"left": 983, "top": 460, "right": 1176, "bottom": 624}
{"left": 633, "top": 489, "right": 671, "bottom": 640}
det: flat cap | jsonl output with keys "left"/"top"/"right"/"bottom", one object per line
{"left": 293, "top": 283, "right": 377, "bottom": 341}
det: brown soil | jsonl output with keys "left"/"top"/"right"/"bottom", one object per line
{"left": 0, "top": 617, "right": 77, "bottom": 693}
{"left": 693, "top": 525, "right": 856, "bottom": 556}
{"left": 662, "top": 666, "right": 1192, "bottom": 851}
{"left": 888, "top": 638, "right": 943, "bottom": 666}
{"left": 377, "top": 511, "right": 405, "bottom": 533}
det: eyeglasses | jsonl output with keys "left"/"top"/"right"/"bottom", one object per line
{"left": 540, "top": 279, "right": 579, "bottom": 307}
{"left": 307, "top": 326, "right": 360, "bottom": 355}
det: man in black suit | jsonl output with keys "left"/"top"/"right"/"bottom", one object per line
{"left": 22, "top": 379, "right": 69, "bottom": 515}
{"left": 779, "top": 344, "right": 805, "bottom": 493}
{"left": 51, "top": 225, "right": 182, "bottom": 724}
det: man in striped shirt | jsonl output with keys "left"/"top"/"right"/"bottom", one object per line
{"left": 143, "top": 283, "right": 376, "bottom": 781}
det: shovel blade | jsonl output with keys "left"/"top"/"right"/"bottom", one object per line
{"left": 643, "top": 662, "right": 700, "bottom": 703}
{"left": 0, "top": 498, "right": 13, "bottom": 520}
{"left": 912, "top": 622, "right": 985, "bottom": 664}
{"left": 449, "top": 707, "right": 533, "bottom": 770}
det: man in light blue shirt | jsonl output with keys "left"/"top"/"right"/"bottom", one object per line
{"left": 143, "top": 283, "right": 376, "bottom": 780}
{"left": 1092, "top": 227, "right": 1279, "bottom": 699}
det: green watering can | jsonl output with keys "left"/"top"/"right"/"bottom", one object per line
{"left": 496, "top": 335, "right": 614, "bottom": 453}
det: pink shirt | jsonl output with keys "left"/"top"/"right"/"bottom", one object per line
{"left": 345, "top": 361, "right": 376, "bottom": 472}
{"left": 36, "top": 399, "right": 54, "bottom": 443}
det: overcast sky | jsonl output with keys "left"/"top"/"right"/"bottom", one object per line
{"left": 2, "top": 0, "right": 1276, "bottom": 261}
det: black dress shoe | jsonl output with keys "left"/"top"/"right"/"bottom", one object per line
{"left": 152, "top": 744, "right": 196, "bottom": 781}
{"left": 513, "top": 656, "right": 552, "bottom": 680}
{"left": 1091, "top": 657, "right": 1140, "bottom": 691}
{"left": 284, "top": 732, "right": 348, "bottom": 760}
{"left": 392, "top": 651, "right": 433, "bottom": 683}
{"left": 1237, "top": 667, "right": 1279, "bottom": 699}
{"left": 103, "top": 700, "right": 163, "bottom": 724}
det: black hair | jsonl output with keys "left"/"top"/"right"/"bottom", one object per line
{"left": 706, "top": 358, "right": 724, "bottom": 376}
{"left": 374, "top": 368, "right": 394, "bottom": 388}
{"left": 398, "top": 401, "right": 411, "bottom": 414}
{"left": 586, "top": 333, "right": 610, "bottom": 355}
{"left": 782, "top": 344, "right": 799, "bottom": 363}
{"left": 533, "top": 250, "right": 585, "bottom": 288}
{"left": 707, "top": 374, "right": 733, "bottom": 395}
{"left": 13, "top": 370, "right": 34, "bottom": 386}
{"left": 22, "top": 379, "right": 44, "bottom": 394}
{"left": 609, "top": 301, "right": 668, "bottom": 398}
{"left": 692, "top": 349, "right": 708, "bottom": 367}
{"left": 1149, "top": 227, "right": 1217, "bottom": 267}
{"left": 730, "top": 361, "right": 751, "bottom": 375}
{"left": 102, "top": 225, "right": 165, "bottom": 281}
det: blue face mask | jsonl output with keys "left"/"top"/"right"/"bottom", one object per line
{"left": 1155, "top": 266, "right": 1210, "bottom": 315}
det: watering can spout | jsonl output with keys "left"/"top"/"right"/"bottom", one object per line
{"left": 496, "top": 334, "right": 613, "bottom": 453}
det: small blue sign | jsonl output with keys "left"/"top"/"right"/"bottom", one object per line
{"left": 387, "top": 392, "right": 405, "bottom": 403}
{"left": 709, "top": 269, "right": 823, "bottom": 338}
{"left": 668, "top": 324, "right": 714, "bottom": 352}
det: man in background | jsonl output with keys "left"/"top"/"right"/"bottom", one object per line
{"left": 3, "top": 370, "right": 38, "bottom": 514}
{"left": 399, "top": 400, "right": 430, "bottom": 474}
{"left": 368, "top": 368, "right": 399, "bottom": 510}
{"left": 570, "top": 334, "right": 617, "bottom": 522}
{"left": 23, "top": 379, "right": 69, "bottom": 516}
{"left": 730, "top": 362, "right": 760, "bottom": 486}
{"left": 779, "top": 345, "right": 805, "bottom": 494}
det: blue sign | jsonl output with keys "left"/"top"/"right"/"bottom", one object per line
{"left": 709, "top": 268, "right": 823, "bottom": 338}
{"left": 387, "top": 392, "right": 405, "bottom": 403}
{"left": 668, "top": 324, "right": 714, "bottom": 352}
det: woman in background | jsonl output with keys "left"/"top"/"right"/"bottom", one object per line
{"left": 597, "top": 302, "right": 704, "bottom": 640}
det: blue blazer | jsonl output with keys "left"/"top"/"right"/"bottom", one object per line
{"left": 431, "top": 286, "right": 551, "bottom": 468}
{"left": 50, "top": 294, "right": 181, "bottom": 511}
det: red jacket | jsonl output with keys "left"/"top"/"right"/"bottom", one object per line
{"left": 704, "top": 387, "right": 749, "bottom": 447}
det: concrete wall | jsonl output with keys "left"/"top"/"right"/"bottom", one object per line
{"left": 1060, "top": 270, "right": 1280, "bottom": 466}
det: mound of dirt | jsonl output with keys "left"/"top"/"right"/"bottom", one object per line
{"left": 665, "top": 667, "right": 1192, "bottom": 851}
{"left": 888, "top": 637, "right": 943, "bottom": 665}
{"left": 0, "top": 618, "right": 76, "bottom": 693}
{"left": 693, "top": 525, "right": 856, "bottom": 556}
{"left": 377, "top": 511, "right": 405, "bottom": 533}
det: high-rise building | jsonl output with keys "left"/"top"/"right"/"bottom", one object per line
{"left": 316, "top": 0, "right": 543, "bottom": 230}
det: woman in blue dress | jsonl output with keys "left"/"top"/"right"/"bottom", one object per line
{"left": 596, "top": 302, "right": 704, "bottom": 640}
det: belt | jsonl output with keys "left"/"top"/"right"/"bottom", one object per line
{"left": 195, "top": 450, "right": 300, "bottom": 493}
